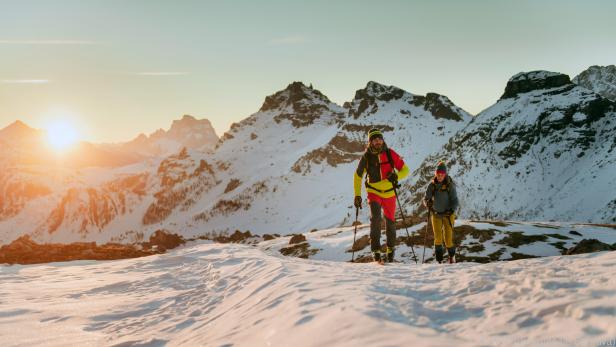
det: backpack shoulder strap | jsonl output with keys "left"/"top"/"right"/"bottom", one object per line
{"left": 384, "top": 146, "right": 396, "bottom": 173}
{"left": 362, "top": 151, "right": 371, "bottom": 180}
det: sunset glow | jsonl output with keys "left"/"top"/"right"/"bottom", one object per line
{"left": 46, "top": 120, "right": 79, "bottom": 151}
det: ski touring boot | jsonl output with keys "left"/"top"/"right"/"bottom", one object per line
{"left": 373, "top": 251, "right": 384, "bottom": 265}
{"left": 434, "top": 245, "right": 445, "bottom": 264}
{"left": 447, "top": 247, "right": 456, "bottom": 264}
{"left": 385, "top": 247, "right": 395, "bottom": 263}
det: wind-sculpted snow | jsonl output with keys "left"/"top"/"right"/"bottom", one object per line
{"left": 1, "top": 242, "right": 615, "bottom": 346}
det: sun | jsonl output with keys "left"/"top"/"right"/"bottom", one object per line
{"left": 46, "top": 120, "right": 79, "bottom": 152}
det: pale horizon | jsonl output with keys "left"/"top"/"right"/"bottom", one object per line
{"left": 1, "top": 0, "right": 615, "bottom": 143}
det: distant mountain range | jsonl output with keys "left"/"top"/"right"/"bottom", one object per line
{"left": 0, "top": 64, "right": 614, "bottom": 245}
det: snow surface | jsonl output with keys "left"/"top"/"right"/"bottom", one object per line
{"left": 261, "top": 221, "right": 616, "bottom": 263}
{"left": 1, "top": 241, "right": 615, "bottom": 346}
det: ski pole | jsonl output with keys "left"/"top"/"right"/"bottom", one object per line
{"left": 444, "top": 212, "right": 454, "bottom": 262}
{"left": 422, "top": 209, "right": 430, "bottom": 264}
{"left": 351, "top": 206, "right": 360, "bottom": 262}
{"left": 393, "top": 185, "right": 418, "bottom": 264}
{"left": 441, "top": 215, "right": 446, "bottom": 262}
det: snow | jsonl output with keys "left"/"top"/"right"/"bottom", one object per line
{"left": 1, "top": 240, "right": 615, "bottom": 346}
{"left": 403, "top": 80, "right": 616, "bottom": 224}
{"left": 260, "top": 220, "right": 616, "bottom": 264}
{"left": 2, "top": 77, "right": 615, "bottom": 247}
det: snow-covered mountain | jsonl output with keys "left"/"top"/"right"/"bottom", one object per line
{"left": 120, "top": 114, "right": 218, "bottom": 157}
{"left": 573, "top": 65, "right": 616, "bottom": 101}
{"left": 403, "top": 70, "right": 616, "bottom": 223}
{"left": 0, "top": 81, "right": 472, "bottom": 244}
{"left": 5, "top": 68, "right": 615, "bottom": 246}
{"left": 2, "top": 238, "right": 615, "bottom": 346}
{"left": 0, "top": 114, "right": 221, "bottom": 243}
{"left": 142, "top": 81, "right": 470, "bottom": 238}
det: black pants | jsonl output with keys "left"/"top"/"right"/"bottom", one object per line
{"left": 370, "top": 201, "right": 396, "bottom": 252}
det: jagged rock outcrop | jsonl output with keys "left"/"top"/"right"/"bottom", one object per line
{"left": 573, "top": 65, "right": 616, "bottom": 101}
{"left": 405, "top": 70, "right": 616, "bottom": 223}
{"left": 501, "top": 71, "right": 572, "bottom": 99}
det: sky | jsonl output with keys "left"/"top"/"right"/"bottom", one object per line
{"left": 1, "top": 0, "right": 615, "bottom": 143}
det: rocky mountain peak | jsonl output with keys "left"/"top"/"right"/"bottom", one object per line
{"left": 353, "top": 81, "right": 406, "bottom": 103}
{"left": 573, "top": 65, "right": 616, "bottom": 101}
{"left": 345, "top": 81, "right": 408, "bottom": 118}
{"left": 500, "top": 70, "right": 572, "bottom": 99}
{"left": 123, "top": 115, "right": 218, "bottom": 156}
{"left": 259, "top": 81, "right": 331, "bottom": 112}
{"left": 168, "top": 115, "right": 216, "bottom": 138}
{"left": 410, "top": 93, "right": 469, "bottom": 121}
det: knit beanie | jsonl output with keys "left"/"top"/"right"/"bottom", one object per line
{"left": 368, "top": 128, "right": 383, "bottom": 142}
{"left": 436, "top": 161, "right": 447, "bottom": 174}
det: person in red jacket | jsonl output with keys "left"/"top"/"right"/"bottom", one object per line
{"left": 353, "top": 128, "right": 410, "bottom": 263}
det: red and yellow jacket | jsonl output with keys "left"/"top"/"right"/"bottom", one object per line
{"left": 354, "top": 148, "right": 409, "bottom": 199}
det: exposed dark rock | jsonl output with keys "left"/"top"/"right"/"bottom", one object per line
{"left": 0, "top": 235, "right": 157, "bottom": 265}
{"left": 280, "top": 242, "right": 319, "bottom": 259}
{"left": 550, "top": 241, "right": 568, "bottom": 254}
{"left": 289, "top": 234, "right": 307, "bottom": 244}
{"left": 224, "top": 179, "right": 242, "bottom": 194}
{"left": 456, "top": 248, "right": 506, "bottom": 263}
{"left": 351, "top": 254, "right": 374, "bottom": 263}
{"left": 411, "top": 93, "right": 465, "bottom": 121}
{"left": 508, "top": 252, "right": 540, "bottom": 260}
{"left": 566, "top": 239, "right": 614, "bottom": 255}
{"left": 500, "top": 71, "right": 572, "bottom": 99}
{"left": 214, "top": 230, "right": 253, "bottom": 243}
{"left": 545, "top": 233, "right": 572, "bottom": 240}
{"left": 347, "top": 235, "right": 370, "bottom": 252}
{"left": 291, "top": 134, "right": 364, "bottom": 173}
{"left": 469, "top": 220, "right": 511, "bottom": 227}
{"left": 495, "top": 232, "right": 548, "bottom": 248}
{"left": 348, "top": 82, "right": 406, "bottom": 118}
{"left": 146, "top": 229, "right": 185, "bottom": 251}
{"left": 354, "top": 81, "right": 406, "bottom": 102}
{"left": 259, "top": 81, "right": 330, "bottom": 112}
{"left": 454, "top": 225, "right": 497, "bottom": 243}
{"left": 341, "top": 124, "right": 394, "bottom": 133}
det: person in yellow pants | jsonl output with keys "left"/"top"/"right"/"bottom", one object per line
{"left": 431, "top": 212, "right": 456, "bottom": 259}
{"left": 423, "top": 161, "right": 459, "bottom": 263}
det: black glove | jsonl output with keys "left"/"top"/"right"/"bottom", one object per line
{"left": 387, "top": 172, "right": 398, "bottom": 184}
{"left": 354, "top": 196, "right": 362, "bottom": 209}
